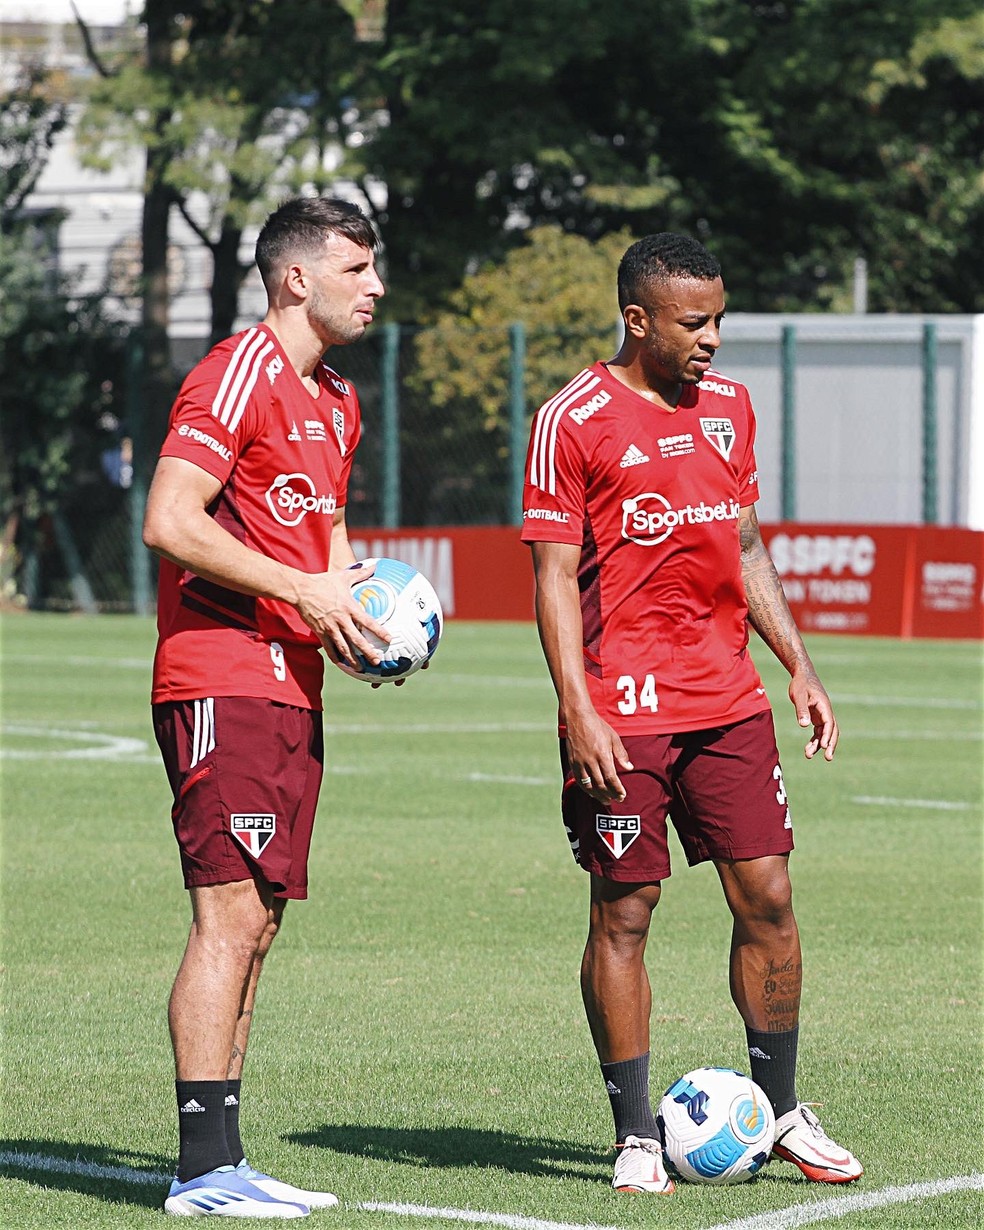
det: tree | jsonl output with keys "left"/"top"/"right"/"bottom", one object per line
{"left": 402, "top": 226, "right": 631, "bottom": 523}
{"left": 77, "top": 0, "right": 367, "bottom": 349}
{"left": 0, "top": 70, "right": 127, "bottom": 606}
{"left": 367, "top": 0, "right": 984, "bottom": 317}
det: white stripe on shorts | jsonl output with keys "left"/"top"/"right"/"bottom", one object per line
{"left": 191, "top": 698, "right": 216, "bottom": 767}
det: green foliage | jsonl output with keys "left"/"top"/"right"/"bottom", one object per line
{"left": 395, "top": 227, "right": 629, "bottom": 524}
{"left": 0, "top": 65, "right": 68, "bottom": 223}
{"left": 0, "top": 67, "right": 128, "bottom": 545}
{"left": 371, "top": 0, "right": 984, "bottom": 316}
{"left": 76, "top": 0, "right": 367, "bottom": 339}
{"left": 414, "top": 226, "right": 629, "bottom": 430}
{"left": 0, "top": 230, "right": 127, "bottom": 523}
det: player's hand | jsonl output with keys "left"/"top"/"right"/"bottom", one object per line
{"left": 788, "top": 668, "right": 838, "bottom": 761}
{"left": 566, "top": 710, "right": 634, "bottom": 802}
{"left": 296, "top": 561, "right": 391, "bottom": 671}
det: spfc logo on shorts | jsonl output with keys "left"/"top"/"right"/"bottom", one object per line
{"left": 230, "top": 813, "right": 276, "bottom": 857}
{"left": 597, "top": 814, "right": 641, "bottom": 859}
{"left": 699, "top": 417, "right": 736, "bottom": 461}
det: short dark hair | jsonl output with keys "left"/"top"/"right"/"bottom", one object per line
{"left": 255, "top": 197, "right": 378, "bottom": 292}
{"left": 617, "top": 232, "right": 722, "bottom": 310}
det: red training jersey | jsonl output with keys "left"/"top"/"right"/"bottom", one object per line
{"left": 151, "top": 324, "right": 361, "bottom": 711}
{"left": 521, "top": 360, "right": 772, "bottom": 736}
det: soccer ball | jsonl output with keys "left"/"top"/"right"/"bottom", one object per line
{"left": 657, "top": 1067, "right": 775, "bottom": 1185}
{"left": 338, "top": 557, "right": 443, "bottom": 684}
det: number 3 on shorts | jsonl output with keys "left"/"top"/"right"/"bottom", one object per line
{"left": 616, "top": 674, "right": 659, "bottom": 715}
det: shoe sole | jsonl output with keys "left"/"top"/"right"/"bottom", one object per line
{"left": 164, "top": 1195, "right": 309, "bottom": 1217}
{"left": 613, "top": 1182, "right": 676, "bottom": 1194}
{"left": 772, "top": 1145, "right": 863, "bottom": 1184}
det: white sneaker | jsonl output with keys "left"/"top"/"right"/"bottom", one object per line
{"left": 612, "top": 1135, "right": 675, "bottom": 1194}
{"left": 772, "top": 1103, "right": 863, "bottom": 1183}
{"left": 237, "top": 1162, "right": 339, "bottom": 1209}
{"left": 164, "top": 1165, "right": 310, "bottom": 1216}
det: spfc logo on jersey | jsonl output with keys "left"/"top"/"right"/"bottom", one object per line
{"left": 596, "top": 814, "right": 641, "bottom": 859}
{"left": 332, "top": 406, "right": 346, "bottom": 456}
{"left": 700, "top": 417, "right": 736, "bottom": 461}
{"left": 230, "top": 813, "right": 276, "bottom": 857}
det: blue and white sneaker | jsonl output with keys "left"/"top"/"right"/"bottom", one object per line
{"left": 164, "top": 1165, "right": 310, "bottom": 1217}
{"left": 236, "top": 1161, "right": 339, "bottom": 1210}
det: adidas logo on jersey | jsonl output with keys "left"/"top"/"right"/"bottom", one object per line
{"left": 288, "top": 421, "right": 302, "bottom": 441}
{"left": 619, "top": 444, "right": 650, "bottom": 468}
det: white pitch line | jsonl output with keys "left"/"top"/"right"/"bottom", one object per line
{"left": 834, "top": 694, "right": 982, "bottom": 711}
{"left": 358, "top": 1203, "right": 619, "bottom": 1230}
{"left": 704, "top": 1173, "right": 984, "bottom": 1230}
{"left": 0, "top": 1149, "right": 169, "bottom": 1185}
{"left": 852, "top": 795, "right": 976, "bottom": 811}
{"left": 1, "top": 1150, "right": 981, "bottom": 1230}
{"left": 466, "top": 771, "right": 554, "bottom": 786}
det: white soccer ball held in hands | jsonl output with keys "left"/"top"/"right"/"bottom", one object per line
{"left": 337, "top": 557, "right": 443, "bottom": 684}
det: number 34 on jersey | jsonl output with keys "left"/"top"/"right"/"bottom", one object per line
{"left": 616, "top": 673, "right": 659, "bottom": 715}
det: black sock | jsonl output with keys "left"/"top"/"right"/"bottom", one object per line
{"left": 600, "top": 1053, "right": 658, "bottom": 1144}
{"left": 224, "top": 1079, "right": 244, "bottom": 1167}
{"left": 746, "top": 1025, "right": 799, "bottom": 1118}
{"left": 175, "top": 1080, "right": 234, "bottom": 1182}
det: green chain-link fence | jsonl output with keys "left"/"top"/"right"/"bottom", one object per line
{"left": 6, "top": 319, "right": 947, "bottom": 613}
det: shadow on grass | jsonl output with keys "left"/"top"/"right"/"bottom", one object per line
{"left": 287, "top": 1123, "right": 611, "bottom": 1183}
{"left": 0, "top": 1138, "right": 170, "bottom": 1210}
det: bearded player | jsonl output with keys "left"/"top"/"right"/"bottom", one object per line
{"left": 144, "top": 197, "right": 387, "bottom": 1217}
{"left": 521, "top": 233, "right": 863, "bottom": 1194}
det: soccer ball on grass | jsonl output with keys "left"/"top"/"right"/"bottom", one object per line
{"left": 657, "top": 1067, "right": 775, "bottom": 1184}
{"left": 337, "top": 557, "right": 443, "bottom": 684}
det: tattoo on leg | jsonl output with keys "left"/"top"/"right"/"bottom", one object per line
{"left": 761, "top": 956, "right": 802, "bottom": 1031}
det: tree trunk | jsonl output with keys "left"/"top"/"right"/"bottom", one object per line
{"left": 138, "top": 1, "right": 176, "bottom": 480}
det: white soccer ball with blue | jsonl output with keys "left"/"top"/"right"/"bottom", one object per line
{"left": 657, "top": 1067, "right": 775, "bottom": 1184}
{"left": 339, "top": 557, "right": 443, "bottom": 683}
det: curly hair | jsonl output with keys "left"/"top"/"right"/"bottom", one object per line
{"left": 617, "top": 233, "right": 722, "bottom": 310}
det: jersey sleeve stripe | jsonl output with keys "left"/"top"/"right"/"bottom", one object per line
{"left": 211, "top": 327, "right": 259, "bottom": 424}
{"left": 210, "top": 330, "right": 273, "bottom": 431}
{"left": 530, "top": 369, "right": 598, "bottom": 495}
{"left": 225, "top": 341, "right": 275, "bottom": 434}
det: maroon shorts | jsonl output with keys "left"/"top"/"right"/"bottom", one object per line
{"left": 560, "top": 710, "right": 793, "bottom": 882}
{"left": 152, "top": 696, "right": 324, "bottom": 899}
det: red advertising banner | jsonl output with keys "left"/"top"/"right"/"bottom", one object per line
{"left": 760, "top": 524, "right": 984, "bottom": 639}
{"left": 347, "top": 527, "right": 534, "bottom": 621}
{"left": 350, "top": 524, "right": 984, "bottom": 638}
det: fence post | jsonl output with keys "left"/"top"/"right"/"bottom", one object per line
{"left": 380, "top": 322, "right": 401, "bottom": 528}
{"left": 126, "top": 331, "right": 154, "bottom": 615}
{"left": 508, "top": 322, "right": 527, "bottom": 526}
{"left": 780, "top": 324, "right": 797, "bottom": 521}
{"left": 921, "top": 320, "right": 939, "bottom": 525}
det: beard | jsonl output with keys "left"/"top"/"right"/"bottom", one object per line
{"left": 308, "top": 282, "right": 365, "bottom": 347}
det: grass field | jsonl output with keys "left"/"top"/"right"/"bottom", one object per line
{"left": 1, "top": 613, "right": 982, "bottom": 1229}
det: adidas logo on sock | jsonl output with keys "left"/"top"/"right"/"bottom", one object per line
{"left": 605, "top": 1080, "right": 622, "bottom": 1095}
{"left": 619, "top": 444, "right": 650, "bottom": 468}
{"left": 224, "top": 1094, "right": 239, "bottom": 1107}
{"left": 180, "top": 1099, "right": 206, "bottom": 1114}
{"left": 748, "top": 1047, "right": 772, "bottom": 1060}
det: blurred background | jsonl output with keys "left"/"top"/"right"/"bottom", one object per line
{"left": 1, "top": 0, "right": 982, "bottom": 618}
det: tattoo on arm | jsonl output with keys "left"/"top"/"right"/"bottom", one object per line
{"left": 739, "top": 507, "right": 810, "bottom": 675}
